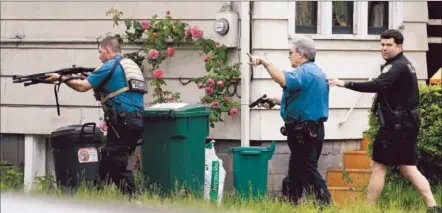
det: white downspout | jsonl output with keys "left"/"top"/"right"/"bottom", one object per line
{"left": 240, "top": 1, "right": 251, "bottom": 147}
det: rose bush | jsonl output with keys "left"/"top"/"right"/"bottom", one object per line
{"left": 105, "top": 9, "right": 241, "bottom": 128}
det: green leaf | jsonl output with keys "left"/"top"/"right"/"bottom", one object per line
{"left": 205, "top": 62, "right": 213, "bottom": 72}
{"left": 125, "top": 20, "right": 132, "bottom": 30}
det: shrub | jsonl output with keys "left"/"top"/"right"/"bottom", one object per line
{"left": 363, "top": 84, "right": 442, "bottom": 184}
{"left": 0, "top": 162, "right": 24, "bottom": 190}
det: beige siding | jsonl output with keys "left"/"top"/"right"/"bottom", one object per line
{"left": 0, "top": 20, "right": 219, "bottom": 41}
{"left": 251, "top": 50, "right": 428, "bottom": 80}
{"left": 250, "top": 1, "right": 429, "bottom": 140}
{"left": 251, "top": 109, "right": 370, "bottom": 140}
{"left": 0, "top": 106, "right": 240, "bottom": 139}
{"left": 0, "top": 47, "right": 239, "bottom": 78}
{"left": 0, "top": 2, "right": 228, "bottom": 20}
{"left": 0, "top": 1, "right": 242, "bottom": 139}
{"left": 403, "top": 2, "right": 428, "bottom": 22}
{"left": 0, "top": 1, "right": 430, "bottom": 141}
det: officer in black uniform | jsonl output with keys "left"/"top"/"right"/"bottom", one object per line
{"left": 328, "top": 29, "right": 441, "bottom": 213}
{"left": 45, "top": 36, "right": 146, "bottom": 198}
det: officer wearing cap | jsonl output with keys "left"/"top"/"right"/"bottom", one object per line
{"left": 45, "top": 36, "right": 146, "bottom": 197}
{"left": 328, "top": 29, "right": 441, "bottom": 213}
{"left": 248, "top": 35, "right": 331, "bottom": 206}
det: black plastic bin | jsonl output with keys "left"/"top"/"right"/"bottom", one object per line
{"left": 50, "top": 122, "right": 104, "bottom": 189}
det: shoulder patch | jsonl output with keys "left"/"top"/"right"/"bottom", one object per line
{"left": 382, "top": 64, "right": 392, "bottom": 73}
{"left": 407, "top": 64, "right": 416, "bottom": 73}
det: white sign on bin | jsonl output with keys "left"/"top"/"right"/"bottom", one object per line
{"left": 148, "top": 103, "right": 189, "bottom": 109}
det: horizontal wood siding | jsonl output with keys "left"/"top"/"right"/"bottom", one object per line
{"left": 0, "top": 1, "right": 430, "bottom": 141}
{"left": 250, "top": 2, "right": 429, "bottom": 140}
{"left": 0, "top": 2, "right": 242, "bottom": 139}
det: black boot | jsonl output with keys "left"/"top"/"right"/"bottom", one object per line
{"left": 427, "top": 206, "right": 442, "bottom": 213}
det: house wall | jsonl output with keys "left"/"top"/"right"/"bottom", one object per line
{"left": 0, "top": 1, "right": 430, "bottom": 192}
{"left": 0, "top": 1, "right": 242, "bottom": 139}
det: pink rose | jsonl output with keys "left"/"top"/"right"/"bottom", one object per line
{"left": 141, "top": 21, "right": 150, "bottom": 30}
{"left": 184, "top": 28, "right": 191, "bottom": 37}
{"left": 205, "top": 87, "right": 214, "bottom": 96}
{"left": 191, "top": 26, "right": 203, "bottom": 39}
{"left": 217, "top": 80, "right": 224, "bottom": 88}
{"left": 167, "top": 95, "right": 173, "bottom": 101}
{"left": 211, "top": 101, "right": 220, "bottom": 109}
{"left": 167, "top": 47, "right": 175, "bottom": 57}
{"left": 206, "top": 79, "right": 215, "bottom": 87}
{"left": 229, "top": 107, "right": 239, "bottom": 117}
{"left": 197, "top": 83, "right": 204, "bottom": 89}
{"left": 153, "top": 68, "right": 164, "bottom": 79}
{"left": 224, "top": 97, "right": 231, "bottom": 102}
{"left": 204, "top": 56, "right": 211, "bottom": 62}
{"left": 147, "top": 49, "right": 160, "bottom": 60}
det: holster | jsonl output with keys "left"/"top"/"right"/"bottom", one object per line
{"left": 292, "top": 123, "right": 304, "bottom": 144}
{"left": 287, "top": 120, "right": 320, "bottom": 144}
{"left": 393, "top": 107, "right": 404, "bottom": 131}
{"left": 103, "top": 104, "right": 119, "bottom": 127}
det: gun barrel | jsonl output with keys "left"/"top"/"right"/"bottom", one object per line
{"left": 11, "top": 67, "right": 95, "bottom": 85}
{"left": 249, "top": 94, "right": 267, "bottom": 108}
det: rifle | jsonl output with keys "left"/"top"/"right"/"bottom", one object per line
{"left": 249, "top": 94, "right": 275, "bottom": 109}
{"left": 12, "top": 65, "right": 96, "bottom": 116}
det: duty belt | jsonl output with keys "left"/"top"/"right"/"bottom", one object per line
{"left": 118, "top": 111, "right": 144, "bottom": 119}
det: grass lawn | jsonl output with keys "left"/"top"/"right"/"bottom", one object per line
{"left": 2, "top": 172, "right": 441, "bottom": 213}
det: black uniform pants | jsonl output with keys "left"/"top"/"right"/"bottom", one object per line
{"left": 96, "top": 114, "right": 144, "bottom": 197}
{"left": 372, "top": 112, "right": 420, "bottom": 166}
{"left": 282, "top": 122, "right": 331, "bottom": 205}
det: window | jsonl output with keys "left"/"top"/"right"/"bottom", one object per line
{"left": 295, "top": 1, "right": 318, "bottom": 34}
{"left": 368, "top": 1, "right": 389, "bottom": 34}
{"left": 332, "top": 1, "right": 354, "bottom": 34}
{"left": 288, "top": 2, "right": 402, "bottom": 39}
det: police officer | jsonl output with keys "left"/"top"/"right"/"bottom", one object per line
{"left": 328, "top": 29, "right": 441, "bottom": 213}
{"left": 248, "top": 35, "right": 331, "bottom": 206}
{"left": 45, "top": 36, "right": 146, "bottom": 197}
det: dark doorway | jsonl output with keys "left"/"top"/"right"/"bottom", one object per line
{"left": 426, "top": 1, "right": 442, "bottom": 84}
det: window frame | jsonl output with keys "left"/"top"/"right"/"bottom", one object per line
{"left": 331, "top": 1, "right": 355, "bottom": 34}
{"left": 367, "top": 1, "right": 390, "bottom": 35}
{"left": 294, "top": 1, "right": 319, "bottom": 34}
{"left": 288, "top": 1, "right": 403, "bottom": 40}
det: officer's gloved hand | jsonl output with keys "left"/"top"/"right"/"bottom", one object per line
{"left": 261, "top": 97, "right": 277, "bottom": 109}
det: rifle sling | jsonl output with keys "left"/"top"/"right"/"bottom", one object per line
{"left": 101, "top": 87, "right": 129, "bottom": 104}
{"left": 96, "top": 57, "right": 123, "bottom": 93}
{"left": 53, "top": 76, "right": 81, "bottom": 116}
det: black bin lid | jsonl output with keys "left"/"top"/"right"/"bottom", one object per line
{"left": 50, "top": 122, "right": 103, "bottom": 147}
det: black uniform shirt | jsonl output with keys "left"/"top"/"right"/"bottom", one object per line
{"left": 345, "top": 52, "right": 419, "bottom": 111}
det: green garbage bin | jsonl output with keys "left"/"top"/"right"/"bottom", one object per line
{"left": 142, "top": 103, "right": 212, "bottom": 197}
{"left": 229, "top": 141, "right": 276, "bottom": 199}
